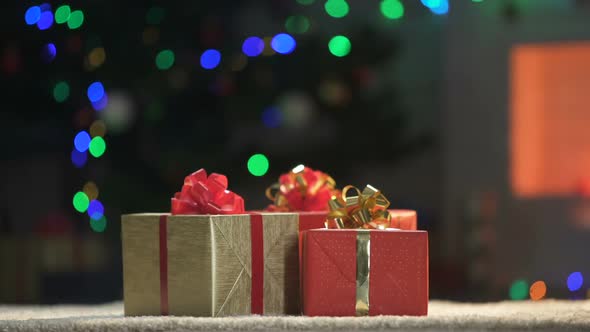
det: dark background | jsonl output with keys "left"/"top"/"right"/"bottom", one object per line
{"left": 1, "top": 0, "right": 589, "bottom": 304}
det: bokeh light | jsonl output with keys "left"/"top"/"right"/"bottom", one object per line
{"left": 73, "top": 192, "right": 90, "bottom": 213}
{"left": 98, "top": 92, "right": 135, "bottom": 133}
{"left": 421, "top": 0, "right": 449, "bottom": 15}
{"left": 41, "top": 43, "right": 57, "bottom": 63}
{"left": 90, "top": 215, "right": 107, "bottom": 232}
{"left": 567, "top": 272, "right": 584, "bottom": 291}
{"left": 142, "top": 27, "right": 160, "bottom": 45}
{"left": 71, "top": 149, "right": 88, "bottom": 168}
{"left": 285, "top": 16, "right": 310, "bottom": 34}
{"left": 200, "top": 49, "right": 221, "bottom": 69}
{"left": 328, "top": 35, "right": 351, "bottom": 57}
{"left": 89, "top": 137, "right": 106, "bottom": 158}
{"left": 381, "top": 0, "right": 404, "bottom": 20}
{"left": 278, "top": 91, "right": 315, "bottom": 129}
{"left": 319, "top": 79, "right": 351, "bottom": 106}
{"left": 54, "top": 5, "right": 71, "bottom": 24}
{"left": 271, "top": 34, "right": 296, "bottom": 54}
{"left": 37, "top": 10, "right": 54, "bottom": 31}
{"left": 247, "top": 154, "right": 270, "bottom": 176}
{"left": 509, "top": 279, "right": 529, "bottom": 300}
{"left": 421, "top": 0, "right": 440, "bottom": 8}
{"left": 67, "top": 10, "right": 84, "bottom": 29}
{"left": 74, "top": 131, "right": 91, "bottom": 152}
{"left": 83, "top": 181, "right": 99, "bottom": 201}
{"left": 146, "top": 6, "right": 165, "bottom": 25}
{"left": 25, "top": 6, "right": 41, "bottom": 25}
{"left": 297, "top": 0, "right": 315, "bottom": 4}
{"left": 324, "top": 0, "right": 349, "bottom": 18}
{"left": 53, "top": 81, "right": 69, "bottom": 102}
{"left": 88, "top": 47, "right": 106, "bottom": 68}
{"left": 242, "top": 37, "right": 265, "bottom": 57}
{"left": 87, "top": 82, "right": 105, "bottom": 103}
{"left": 87, "top": 199, "right": 105, "bottom": 220}
{"left": 89, "top": 120, "right": 107, "bottom": 137}
{"left": 529, "top": 281, "right": 546, "bottom": 301}
{"left": 262, "top": 106, "right": 283, "bottom": 128}
{"left": 155, "top": 49, "right": 175, "bottom": 70}
{"left": 91, "top": 93, "right": 108, "bottom": 111}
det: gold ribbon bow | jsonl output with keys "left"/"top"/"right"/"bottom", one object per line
{"left": 326, "top": 184, "right": 392, "bottom": 229}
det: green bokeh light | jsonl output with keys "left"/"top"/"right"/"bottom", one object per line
{"left": 67, "top": 10, "right": 84, "bottom": 30}
{"left": 324, "top": 0, "right": 349, "bottom": 18}
{"left": 380, "top": 0, "right": 404, "bottom": 20}
{"left": 90, "top": 216, "right": 107, "bottom": 232}
{"left": 146, "top": 6, "right": 165, "bottom": 25}
{"left": 89, "top": 137, "right": 106, "bottom": 158}
{"left": 285, "top": 15, "right": 310, "bottom": 34}
{"left": 297, "top": 0, "right": 315, "bottom": 5}
{"left": 247, "top": 154, "right": 269, "bottom": 177}
{"left": 328, "top": 35, "right": 351, "bottom": 57}
{"left": 472, "top": 0, "right": 484, "bottom": 2}
{"left": 53, "top": 81, "right": 70, "bottom": 103}
{"left": 73, "top": 192, "right": 90, "bottom": 213}
{"left": 155, "top": 49, "right": 175, "bottom": 70}
{"left": 54, "top": 5, "right": 71, "bottom": 24}
{"left": 509, "top": 279, "right": 529, "bottom": 300}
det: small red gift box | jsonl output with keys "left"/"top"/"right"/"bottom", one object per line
{"left": 302, "top": 228, "right": 428, "bottom": 316}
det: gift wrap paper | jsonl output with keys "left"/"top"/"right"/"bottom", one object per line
{"left": 302, "top": 229, "right": 428, "bottom": 316}
{"left": 121, "top": 213, "right": 300, "bottom": 317}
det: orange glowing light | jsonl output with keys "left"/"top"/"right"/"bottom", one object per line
{"left": 88, "top": 47, "right": 106, "bottom": 68}
{"left": 511, "top": 42, "right": 590, "bottom": 197}
{"left": 529, "top": 280, "right": 546, "bottom": 301}
{"left": 89, "top": 120, "right": 106, "bottom": 138}
{"left": 83, "top": 181, "right": 99, "bottom": 201}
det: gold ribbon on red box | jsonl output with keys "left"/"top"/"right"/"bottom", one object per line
{"left": 325, "top": 184, "right": 392, "bottom": 230}
{"left": 265, "top": 165, "right": 340, "bottom": 212}
{"left": 324, "top": 183, "right": 394, "bottom": 316}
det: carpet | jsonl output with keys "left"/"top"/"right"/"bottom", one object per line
{"left": 1, "top": 300, "right": 589, "bottom": 332}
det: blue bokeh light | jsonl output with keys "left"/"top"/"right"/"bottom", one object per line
{"left": 87, "top": 82, "right": 105, "bottom": 103}
{"left": 242, "top": 37, "right": 265, "bottom": 57}
{"left": 87, "top": 200, "right": 105, "bottom": 220}
{"left": 41, "top": 43, "right": 57, "bottom": 63}
{"left": 37, "top": 10, "right": 54, "bottom": 30}
{"left": 91, "top": 93, "right": 108, "bottom": 111}
{"left": 567, "top": 272, "right": 584, "bottom": 292}
{"left": 420, "top": 0, "right": 440, "bottom": 8}
{"left": 421, "top": 0, "right": 449, "bottom": 15}
{"left": 200, "top": 49, "right": 221, "bottom": 70}
{"left": 271, "top": 33, "right": 296, "bottom": 54}
{"left": 262, "top": 106, "right": 283, "bottom": 128}
{"left": 74, "top": 131, "right": 91, "bottom": 152}
{"left": 25, "top": 6, "right": 41, "bottom": 25}
{"left": 71, "top": 149, "right": 88, "bottom": 168}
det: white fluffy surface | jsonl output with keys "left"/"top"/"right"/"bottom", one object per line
{"left": 1, "top": 300, "right": 589, "bottom": 331}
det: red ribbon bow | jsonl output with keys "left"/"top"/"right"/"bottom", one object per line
{"left": 266, "top": 165, "right": 339, "bottom": 212}
{"left": 171, "top": 168, "right": 245, "bottom": 215}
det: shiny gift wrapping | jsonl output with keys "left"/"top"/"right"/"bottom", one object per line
{"left": 121, "top": 212, "right": 301, "bottom": 317}
{"left": 302, "top": 228, "right": 428, "bottom": 316}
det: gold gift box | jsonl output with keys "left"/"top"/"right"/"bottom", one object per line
{"left": 121, "top": 212, "right": 300, "bottom": 316}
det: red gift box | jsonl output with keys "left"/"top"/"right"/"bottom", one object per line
{"left": 302, "top": 228, "right": 428, "bottom": 316}
{"left": 389, "top": 209, "right": 417, "bottom": 230}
